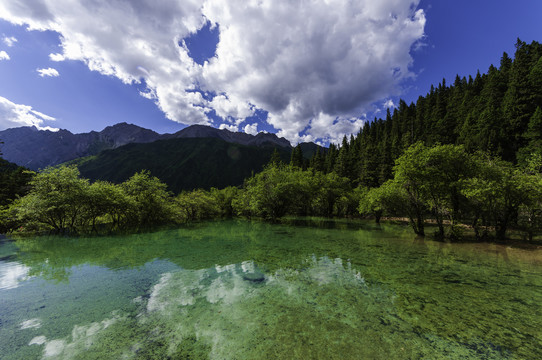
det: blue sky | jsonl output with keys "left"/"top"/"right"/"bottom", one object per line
{"left": 0, "top": 0, "right": 540, "bottom": 144}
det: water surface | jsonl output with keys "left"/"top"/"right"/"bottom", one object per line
{"left": 1, "top": 219, "right": 541, "bottom": 359}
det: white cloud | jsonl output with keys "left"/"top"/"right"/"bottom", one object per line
{"left": 209, "top": 94, "right": 254, "bottom": 120}
{"left": 243, "top": 123, "right": 258, "bottom": 135}
{"left": 302, "top": 113, "right": 365, "bottom": 145}
{"left": 0, "top": 0, "right": 425, "bottom": 144}
{"left": 0, "top": 96, "right": 58, "bottom": 131}
{"left": 202, "top": 0, "right": 425, "bottom": 143}
{"left": 37, "top": 67, "right": 59, "bottom": 77}
{"left": 218, "top": 123, "right": 238, "bottom": 132}
{"left": 383, "top": 99, "right": 396, "bottom": 109}
{"left": 2, "top": 36, "right": 17, "bottom": 47}
{"left": 0, "top": 50, "right": 9, "bottom": 60}
{"left": 49, "top": 52, "right": 64, "bottom": 61}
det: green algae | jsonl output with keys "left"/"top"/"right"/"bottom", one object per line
{"left": 1, "top": 219, "right": 541, "bottom": 359}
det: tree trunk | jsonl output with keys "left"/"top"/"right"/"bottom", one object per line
{"left": 374, "top": 210, "right": 382, "bottom": 224}
{"left": 408, "top": 211, "right": 425, "bottom": 236}
{"left": 434, "top": 211, "right": 445, "bottom": 239}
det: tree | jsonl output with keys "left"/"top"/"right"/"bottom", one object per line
{"left": 0, "top": 158, "right": 33, "bottom": 208}
{"left": 311, "top": 171, "right": 351, "bottom": 217}
{"left": 210, "top": 186, "right": 239, "bottom": 218}
{"left": 358, "top": 180, "right": 410, "bottom": 225}
{"left": 290, "top": 145, "right": 304, "bottom": 169}
{"left": 84, "top": 180, "right": 131, "bottom": 232}
{"left": 516, "top": 173, "right": 542, "bottom": 241}
{"left": 176, "top": 189, "right": 220, "bottom": 221}
{"left": 11, "top": 165, "right": 89, "bottom": 233}
{"left": 268, "top": 148, "right": 283, "bottom": 167}
{"left": 121, "top": 170, "right": 175, "bottom": 226}
{"left": 310, "top": 147, "right": 325, "bottom": 172}
{"left": 390, "top": 143, "right": 428, "bottom": 236}
{"left": 461, "top": 157, "right": 526, "bottom": 239}
{"left": 236, "top": 164, "right": 297, "bottom": 221}
{"left": 391, "top": 143, "right": 476, "bottom": 238}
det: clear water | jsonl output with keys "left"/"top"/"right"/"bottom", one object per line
{"left": 0, "top": 219, "right": 541, "bottom": 359}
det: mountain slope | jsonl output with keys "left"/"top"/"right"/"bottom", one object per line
{"left": 0, "top": 123, "right": 160, "bottom": 170}
{"left": 75, "top": 137, "right": 291, "bottom": 192}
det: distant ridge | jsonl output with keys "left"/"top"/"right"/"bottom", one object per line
{"left": 0, "top": 122, "right": 328, "bottom": 170}
{"left": 0, "top": 123, "right": 294, "bottom": 170}
{"left": 164, "top": 124, "right": 292, "bottom": 148}
{"left": 0, "top": 122, "right": 161, "bottom": 170}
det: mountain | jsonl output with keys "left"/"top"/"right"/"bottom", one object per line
{"left": 164, "top": 124, "right": 292, "bottom": 148}
{"left": 0, "top": 122, "right": 160, "bottom": 170}
{"left": 0, "top": 122, "right": 293, "bottom": 170}
{"left": 74, "top": 137, "right": 291, "bottom": 192}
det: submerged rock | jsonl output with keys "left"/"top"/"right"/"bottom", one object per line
{"left": 242, "top": 271, "right": 266, "bottom": 283}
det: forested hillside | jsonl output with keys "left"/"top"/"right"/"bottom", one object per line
{"left": 71, "top": 137, "right": 291, "bottom": 193}
{"left": 311, "top": 39, "right": 542, "bottom": 187}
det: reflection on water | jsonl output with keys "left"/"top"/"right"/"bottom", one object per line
{"left": 0, "top": 261, "right": 30, "bottom": 290}
{"left": 0, "top": 220, "right": 541, "bottom": 359}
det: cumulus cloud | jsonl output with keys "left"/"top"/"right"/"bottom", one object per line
{"left": 218, "top": 123, "right": 238, "bottom": 132}
{"left": 0, "top": 0, "right": 425, "bottom": 143}
{"left": 243, "top": 123, "right": 258, "bottom": 136}
{"left": 309, "top": 114, "right": 365, "bottom": 144}
{"left": 0, "top": 50, "right": 9, "bottom": 60}
{"left": 2, "top": 36, "right": 17, "bottom": 47}
{"left": 49, "top": 52, "right": 64, "bottom": 61}
{"left": 202, "top": 0, "right": 425, "bottom": 142}
{"left": 209, "top": 94, "right": 254, "bottom": 121}
{"left": 0, "top": 96, "right": 58, "bottom": 131}
{"left": 37, "top": 67, "right": 59, "bottom": 77}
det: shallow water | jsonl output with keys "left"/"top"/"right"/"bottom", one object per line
{"left": 1, "top": 219, "right": 541, "bottom": 359}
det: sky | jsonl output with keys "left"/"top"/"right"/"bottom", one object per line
{"left": 0, "top": 0, "right": 540, "bottom": 145}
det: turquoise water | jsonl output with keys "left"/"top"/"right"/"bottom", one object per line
{"left": 0, "top": 219, "right": 541, "bottom": 359}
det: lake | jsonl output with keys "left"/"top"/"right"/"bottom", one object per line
{"left": 1, "top": 219, "right": 541, "bottom": 359}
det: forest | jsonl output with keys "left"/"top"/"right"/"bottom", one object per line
{"left": 1, "top": 39, "right": 542, "bottom": 241}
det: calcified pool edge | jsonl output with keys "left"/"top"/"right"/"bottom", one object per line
{"left": 1, "top": 220, "right": 541, "bottom": 359}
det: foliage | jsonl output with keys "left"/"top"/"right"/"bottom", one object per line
{"left": 232, "top": 164, "right": 354, "bottom": 221}
{"left": 6, "top": 166, "right": 177, "bottom": 234}
{"left": 357, "top": 142, "right": 542, "bottom": 240}
{"left": 176, "top": 189, "right": 220, "bottom": 222}
{"left": 311, "top": 172, "right": 352, "bottom": 217}
{"left": 0, "top": 157, "right": 34, "bottom": 233}
{"left": 235, "top": 164, "right": 299, "bottom": 221}
{"left": 10, "top": 165, "right": 90, "bottom": 233}
{"left": 460, "top": 158, "right": 535, "bottom": 240}
{"left": 393, "top": 143, "right": 476, "bottom": 237}
{"left": 121, "top": 170, "right": 176, "bottom": 227}
{"left": 0, "top": 158, "right": 34, "bottom": 207}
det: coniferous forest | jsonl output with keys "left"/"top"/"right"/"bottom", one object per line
{"left": 2, "top": 39, "right": 542, "bottom": 241}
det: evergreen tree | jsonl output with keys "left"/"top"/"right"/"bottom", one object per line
{"left": 310, "top": 147, "right": 325, "bottom": 172}
{"left": 269, "top": 148, "right": 283, "bottom": 167}
{"left": 290, "top": 145, "right": 304, "bottom": 169}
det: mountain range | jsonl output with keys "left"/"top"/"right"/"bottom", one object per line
{"left": 0, "top": 123, "right": 325, "bottom": 192}
{"left": 0, "top": 123, "right": 293, "bottom": 171}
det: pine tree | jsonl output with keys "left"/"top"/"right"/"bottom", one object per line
{"left": 268, "top": 148, "right": 282, "bottom": 167}
{"left": 310, "top": 147, "right": 325, "bottom": 172}
{"left": 290, "top": 145, "right": 304, "bottom": 169}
